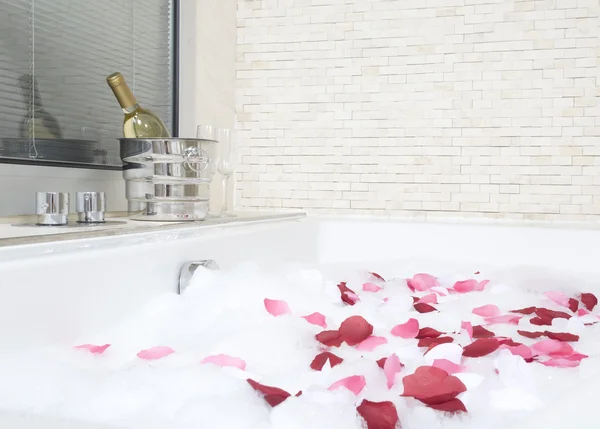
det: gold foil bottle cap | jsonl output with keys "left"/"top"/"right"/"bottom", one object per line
{"left": 106, "top": 72, "right": 137, "bottom": 109}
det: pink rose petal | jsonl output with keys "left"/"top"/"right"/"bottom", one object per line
{"left": 418, "top": 293, "right": 438, "bottom": 305}
{"left": 531, "top": 339, "right": 574, "bottom": 357}
{"left": 484, "top": 314, "right": 523, "bottom": 325}
{"left": 453, "top": 279, "right": 488, "bottom": 293}
{"left": 201, "top": 354, "right": 246, "bottom": 370}
{"left": 461, "top": 321, "right": 473, "bottom": 340}
{"left": 540, "top": 358, "right": 581, "bottom": 368}
{"left": 302, "top": 312, "right": 327, "bottom": 328}
{"left": 344, "top": 292, "right": 360, "bottom": 304}
{"left": 356, "top": 336, "right": 388, "bottom": 351}
{"left": 407, "top": 273, "right": 439, "bottom": 292}
{"left": 329, "top": 375, "right": 366, "bottom": 395}
{"left": 264, "top": 298, "right": 292, "bottom": 316}
{"left": 472, "top": 304, "right": 501, "bottom": 318}
{"left": 391, "top": 318, "right": 419, "bottom": 338}
{"left": 499, "top": 344, "right": 534, "bottom": 360}
{"left": 384, "top": 353, "right": 402, "bottom": 389}
{"left": 363, "top": 282, "right": 382, "bottom": 292}
{"left": 432, "top": 359, "right": 466, "bottom": 374}
{"left": 137, "top": 346, "right": 174, "bottom": 361}
{"left": 544, "top": 291, "right": 571, "bottom": 308}
{"left": 74, "top": 344, "right": 110, "bottom": 354}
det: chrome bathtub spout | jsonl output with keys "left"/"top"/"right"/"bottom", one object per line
{"left": 178, "top": 260, "right": 219, "bottom": 294}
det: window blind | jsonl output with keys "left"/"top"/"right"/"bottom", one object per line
{"left": 0, "top": 0, "right": 174, "bottom": 168}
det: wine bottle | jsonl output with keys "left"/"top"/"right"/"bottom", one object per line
{"left": 106, "top": 72, "right": 170, "bottom": 138}
{"left": 19, "top": 74, "right": 63, "bottom": 140}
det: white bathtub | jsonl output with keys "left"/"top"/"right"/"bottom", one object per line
{"left": 0, "top": 216, "right": 599, "bottom": 429}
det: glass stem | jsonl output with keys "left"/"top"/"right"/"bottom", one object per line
{"left": 221, "top": 175, "right": 229, "bottom": 214}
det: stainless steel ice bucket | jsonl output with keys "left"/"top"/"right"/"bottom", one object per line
{"left": 119, "top": 137, "right": 218, "bottom": 221}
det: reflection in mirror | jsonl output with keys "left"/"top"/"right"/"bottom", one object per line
{"left": 0, "top": 0, "right": 175, "bottom": 170}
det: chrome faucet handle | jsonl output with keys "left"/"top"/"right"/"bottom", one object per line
{"left": 178, "top": 260, "right": 219, "bottom": 294}
{"left": 76, "top": 192, "right": 106, "bottom": 224}
{"left": 36, "top": 192, "right": 69, "bottom": 226}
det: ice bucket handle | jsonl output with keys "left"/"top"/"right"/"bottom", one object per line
{"left": 183, "top": 147, "right": 210, "bottom": 173}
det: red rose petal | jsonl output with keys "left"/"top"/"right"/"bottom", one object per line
{"left": 419, "top": 336, "right": 454, "bottom": 348}
{"left": 339, "top": 315, "right": 374, "bottom": 346}
{"left": 337, "top": 282, "right": 358, "bottom": 306}
{"left": 377, "top": 357, "right": 387, "bottom": 369}
{"left": 316, "top": 330, "right": 343, "bottom": 347}
{"left": 518, "top": 330, "right": 545, "bottom": 339}
{"left": 472, "top": 325, "right": 495, "bottom": 339}
{"left": 401, "top": 366, "right": 467, "bottom": 405}
{"left": 310, "top": 352, "right": 343, "bottom": 371}
{"left": 462, "top": 338, "right": 500, "bottom": 358}
{"left": 497, "top": 338, "right": 522, "bottom": 348}
{"left": 530, "top": 316, "right": 551, "bottom": 326}
{"left": 357, "top": 399, "right": 399, "bottom": 429}
{"left": 416, "top": 327, "right": 443, "bottom": 339}
{"left": 511, "top": 306, "right": 536, "bottom": 315}
{"left": 370, "top": 272, "right": 385, "bottom": 282}
{"left": 535, "top": 307, "right": 572, "bottom": 320}
{"left": 568, "top": 298, "right": 579, "bottom": 313}
{"left": 544, "top": 331, "right": 579, "bottom": 342}
{"left": 428, "top": 398, "right": 467, "bottom": 413}
{"left": 414, "top": 302, "right": 437, "bottom": 313}
{"left": 247, "top": 379, "right": 291, "bottom": 407}
{"left": 581, "top": 293, "right": 598, "bottom": 311}
{"left": 474, "top": 271, "right": 480, "bottom": 274}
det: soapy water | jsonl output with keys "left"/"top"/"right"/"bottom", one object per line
{"left": 0, "top": 261, "right": 598, "bottom": 429}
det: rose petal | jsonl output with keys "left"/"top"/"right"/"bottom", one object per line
{"left": 499, "top": 344, "right": 534, "bottom": 360}
{"left": 544, "top": 291, "right": 571, "bottom": 308}
{"left": 363, "top": 282, "right": 382, "bottom": 292}
{"left": 310, "top": 351, "right": 343, "bottom": 371}
{"left": 247, "top": 379, "right": 291, "bottom": 407}
{"left": 401, "top": 366, "right": 467, "bottom": 405}
{"left": 432, "top": 359, "right": 466, "bottom": 374}
{"left": 539, "top": 358, "right": 581, "bottom": 368}
{"left": 461, "top": 321, "right": 473, "bottom": 340}
{"left": 462, "top": 338, "right": 500, "bottom": 358}
{"left": 377, "top": 357, "right": 387, "bottom": 369}
{"left": 356, "top": 336, "right": 388, "bottom": 351}
{"left": 337, "top": 282, "right": 358, "bottom": 306}
{"left": 419, "top": 336, "right": 454, "bottom": 348}
{"left": 414, "top": 302, "right": 437, "bottom": 313}
{"left": 517, "top": 330, "right": 545, "bottom": 339}
{"left": 472, "top": 304, "right": 501, "bottom": 317}
{"left": 453, "top": 279, "right": 488, "bottom": 293}
{"left": 418, "top": 293, "right": 438, "bottom": 305}
{"left": 264, "top": 298, "right": 291, "bottom": 317}
{"left": 339, "top": 315, "right": 374, "bottom": 346}
{"left": 407, "top": 273, "right": 439, "bottom": 291}
{"left": 472, "top": 325, "right": 495, "bottom": 339}
{"left": 316, "top": 330, "right": 344, "bottom": 347}
{"left": 391, "top": 318, "right": 419, "bottom": 338}
{"left": 201, "top": 354, "right": 246, "bottom": 370}
{"left": 302, "top": 312, "right": 327, "bottom": 328}
{"left": 531, "top": 339, "right": 573, "bottom": 356}
{"left": 568, "top": 298, "right": 579, "bottom": 313}
{"left": 544, "top": 331, "right": 579, "bottom": 342}
{"left": 563, "top": 352, "right": 588, "bottom": 361}
{"left": 484, "top": 314, "right": 522, "bottom": 325}
{"left": 428, "top": 398, "right": 467, "bottom": 413}
{"left": 384, "top": 353, "right": 402, "bottom": 389}
{"left": 74, "top": 344, "right": 110, "bottom": 354}
{"left": 329, "top": 375, "right": 366, "bottom": 395}
{"left": 370, "top": 272, "right": 385, "bottom": 282}
{"left": 416, "top": 327, "right": 443, "bottom": 339}
{"left": 511, "top": 306, "right": 536, "bottom": 315}
{"left": 357, "top": 400, "right": 399, "bottom": 429}
{"left": 535, "top": 307, "right": 572, "bottom": 321}
{"left": 137, "top": 346, "right": 174, "bottom": 361}
{"left": 581, "top": 293, "right": 598, "bottom": 311}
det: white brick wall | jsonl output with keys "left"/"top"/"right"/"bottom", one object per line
{"left": 236, "top": 0, "right": 600, "bottom": 221}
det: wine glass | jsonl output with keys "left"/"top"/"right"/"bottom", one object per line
{"left": 216, "top": 127, "right": 236, "bottom": 217}
{"left": 196, "top": 125, "right": 218, "bottom": 217}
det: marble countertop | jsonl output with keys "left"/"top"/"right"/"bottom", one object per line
{"left": 0, "top": 211, "right": 306, "bottom": 247}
